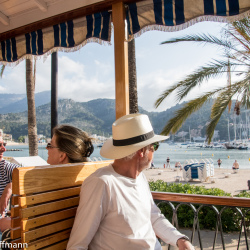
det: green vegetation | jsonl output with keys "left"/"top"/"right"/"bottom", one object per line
{"left": 0, "top": 97, "right": 245, "bottom": 141}
{"left": 18, "top": 136, "right": 25, "bottom": 143}
{"left": 149, "top": 180, "right": 250, "bottom": 232}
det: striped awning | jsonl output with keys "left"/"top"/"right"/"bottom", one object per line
{"left": 0, "top": 11, "right": 111, "bottom": 65}
{"left": 1, "top": 0, "right": 250, "bottom": 64}
{"left": 126, "top": 0, "right": 250, "bottom": 40}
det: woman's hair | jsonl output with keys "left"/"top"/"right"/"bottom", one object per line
{"left": 53, "top": 125, "right": 94, "bottom": 163}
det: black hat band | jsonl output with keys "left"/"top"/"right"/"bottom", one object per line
{"left": 113, "top": 131, "right": 154, "bottom": 146}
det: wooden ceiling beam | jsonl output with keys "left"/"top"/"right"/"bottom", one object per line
{"left": 33, "top": 0, "right": 48, "bottom": 12}
{"left": 0, "top": 11, "right": 9, "bottom": 26}
{"left": 0, "top": 0, "right": 143, "bottom": 42}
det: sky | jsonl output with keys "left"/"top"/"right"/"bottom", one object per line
{"left": 0, "top": 21, "right": 229, "bottom": 112}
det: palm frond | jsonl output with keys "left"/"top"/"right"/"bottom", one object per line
{"left": 157, "top": 17, "right": 250, "bottom": 141}
{"left": 0, "top": 65, "right": 5, "bottom": 78}
{"left": 206, "top": 78, "right": 250, "bottom": 142}
{"left": 155, "top": 60, "right": 231, "bottom": 108}
{"left": 161, "top": 90, "right": 220, "bottom": 136}
{"left": 206, "top": 89, "right": 235, "bottom": 142}
{"left": 161, "top": 34, "right": 232, "bottom": 49}
{"left": 154, "top": 81, "right": 184, "bottom": 107}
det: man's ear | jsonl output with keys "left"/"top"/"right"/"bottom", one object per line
{"left": 137, "top": 147, "right": 147, "bottom": 158}
{"left": 59, "top": 152, "right": 68, "bottom": 163}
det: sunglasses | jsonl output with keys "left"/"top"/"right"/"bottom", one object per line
{"left": 0, "top": 142, "right": 7, "bottom": 147}
{"left": 151, "top": 142, "right": 159, "bottom": 152}
{"left": 46, "top": 143, "right": 59, "bottom": 149}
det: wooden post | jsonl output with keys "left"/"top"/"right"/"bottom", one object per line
{"left": 51, "top": 52, "right": 58, "bottom": 138}
{"left": 112, "top": 2, "right": 129, "bottom": 119}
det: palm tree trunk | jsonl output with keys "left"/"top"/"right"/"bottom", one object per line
{"left": 128, "top": 39, "right": 139, "bottom": 114}
{"left": 26, "top": 58, "right": 38, "bottom": 156}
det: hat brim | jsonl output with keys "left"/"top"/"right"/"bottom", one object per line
{"left": 100, "top": 134, "right": 169, "bottom": 159}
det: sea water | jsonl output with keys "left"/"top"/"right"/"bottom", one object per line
{"left": 4, "top": 143, "right": 250, "bottom": 169}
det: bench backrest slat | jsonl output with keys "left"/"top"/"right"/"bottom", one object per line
{"left": 40, "top": 240, "right": 68, "bottom": 250}
{"left": 24, "top": 230, "right": 71, "bottom": 250}
{"left": 22, "top": 207, "right": 77, "bottom": 231}
{"left": 21, "top": 197, "right": 79, "bottom": 218}
{"left": 23, "top": 218, "right": 74, "bottom": 242}
{"left": 19, "top": 186, "right": 81, "bottom": 207}
{"left": 13, "top": 161, "right": 112, "bottom": 195}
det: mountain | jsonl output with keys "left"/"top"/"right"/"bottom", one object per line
{"left": 0, "top": 93, "right": 26, "bottom": 109}
{"left": 0, "top": 96, "right": 243, "bottom": 141}
{"left": 0, "top": 91, "right": 51, "bottom": 114}
{"left": 0, "top": 98, "right": 117, "bottom": 140}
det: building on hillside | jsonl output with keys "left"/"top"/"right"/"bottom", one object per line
{"left": 0, "top": 129, "right": 13, "bottom": 141}
{"left": 24, "top": 135, "right": 48, "bottom": 144}
{"left": 193, "top": 136, "right": 206, "bottom": 142}
{"left": 3, "top": 133, "right": 12, "bottom": 142}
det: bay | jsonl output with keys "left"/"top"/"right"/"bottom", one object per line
{"left": 4, "top": 143, "right": 250, "bottom": 170}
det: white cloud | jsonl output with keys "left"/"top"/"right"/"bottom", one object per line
{"left": 56, "top": 55, "right": 115, "bottom": 102}
{"left": 137, "top": 67, "right": 227, "bottom": 112}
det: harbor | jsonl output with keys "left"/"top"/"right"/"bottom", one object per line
{"left": 3, "top": 142, "right": 250, "bottom": 196}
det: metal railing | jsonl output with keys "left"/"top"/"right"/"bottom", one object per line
{"left": 152, "top": 192, "right": 250, "bottom": 250}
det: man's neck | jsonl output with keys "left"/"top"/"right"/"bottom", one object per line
{"left": 112, "top": 158, "right": 140, "bottom": 179}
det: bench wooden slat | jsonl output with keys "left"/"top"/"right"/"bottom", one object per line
{"left": 22, "top": 218, "right": 74, "bottom": 242}
{"left": 12, "top": 161, "right": 112, "bottom": 195}
{"left": 12, "top": 195, "right": 20, "bottom": 206}
{"left": 19, "top": 186, "right": 81, "bottom": 207}
{"left": 11, "top": 217, "right": 21, "bottom": 228}
{"left": 11, "top": 227, "right": 21, "bottom": 240}
{"left": 11, "top": 206, "right": 20, "bottom": 218}
{"left": 41, "top": 239, "right": 68, "bottom": 250}
{"left": 24, "top": 229, "right": 71, "bottom": 250}
{"left": 22, "top": 207, "right": 77, "bottom": 231}
{"left": 21, "top": 197, "right": 79, "bottom": 218}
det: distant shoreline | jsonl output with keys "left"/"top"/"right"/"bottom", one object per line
{"left": 6, "top": 141, "right": 47, "bottom": 146}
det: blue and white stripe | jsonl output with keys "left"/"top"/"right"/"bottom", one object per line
{"left": 0, "top": 160, "right": 19, "bottom": 197}
{"left": 126, "top": 0, "right": 250, "bottom": 39}
{"left": 0, "top": 11, "right": 111, "bottom": 63}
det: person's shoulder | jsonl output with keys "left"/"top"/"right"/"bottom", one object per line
{"left": 4, "top": 161, "right": 20, "bottom": 169}
{"left": 82, "top": 164, "right": 113, "bottom": 190}
{"left": 85, "top": 164, "right": 113, "bottom": 182}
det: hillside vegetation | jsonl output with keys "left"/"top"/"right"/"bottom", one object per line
{"left": 0, "top": 94, "right": 244, "bottom": 141}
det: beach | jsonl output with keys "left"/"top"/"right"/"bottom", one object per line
{"left": 143, "top": 167, "right": 250, "bottom": 196}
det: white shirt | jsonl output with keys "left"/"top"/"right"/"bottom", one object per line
{"left": 67, "top": 164, "right": 186, "bottom": 250}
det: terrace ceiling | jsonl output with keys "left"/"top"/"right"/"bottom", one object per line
{"left": 0, "top": 0, "right": 141, "bottom": 40}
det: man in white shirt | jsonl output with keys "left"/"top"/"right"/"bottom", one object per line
{"left": 67, "top": 114, "right": 194, "bottom": 250}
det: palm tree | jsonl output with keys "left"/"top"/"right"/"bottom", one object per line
{"left": 128, "top": 39, "right": 139, "bottom": 114}
{"left": 1, "top": 60, "right": 38, "bottom": 155}
{"left": 26, "top": 58, "right": 38, "bottom": 156}
{"left": 155, "top": 18, "right": 250, "bottom": 143}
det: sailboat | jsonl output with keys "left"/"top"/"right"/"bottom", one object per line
{"left": 225, "top": 113, "right": 248, "bottom": 150}
{"left": 96, "top": 133, "right": 106, "bottom": 147}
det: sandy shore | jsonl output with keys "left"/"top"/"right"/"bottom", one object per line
{"left": 143, "top": 167, "right": 250, "bottom": 196}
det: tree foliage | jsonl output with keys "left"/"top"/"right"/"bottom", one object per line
{"left": 155, "top": 18, "right": 250, "bottom": 143}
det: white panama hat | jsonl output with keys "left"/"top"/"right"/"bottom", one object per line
{"left": 100, "top": 113, "right": 169, "bottom": 159}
